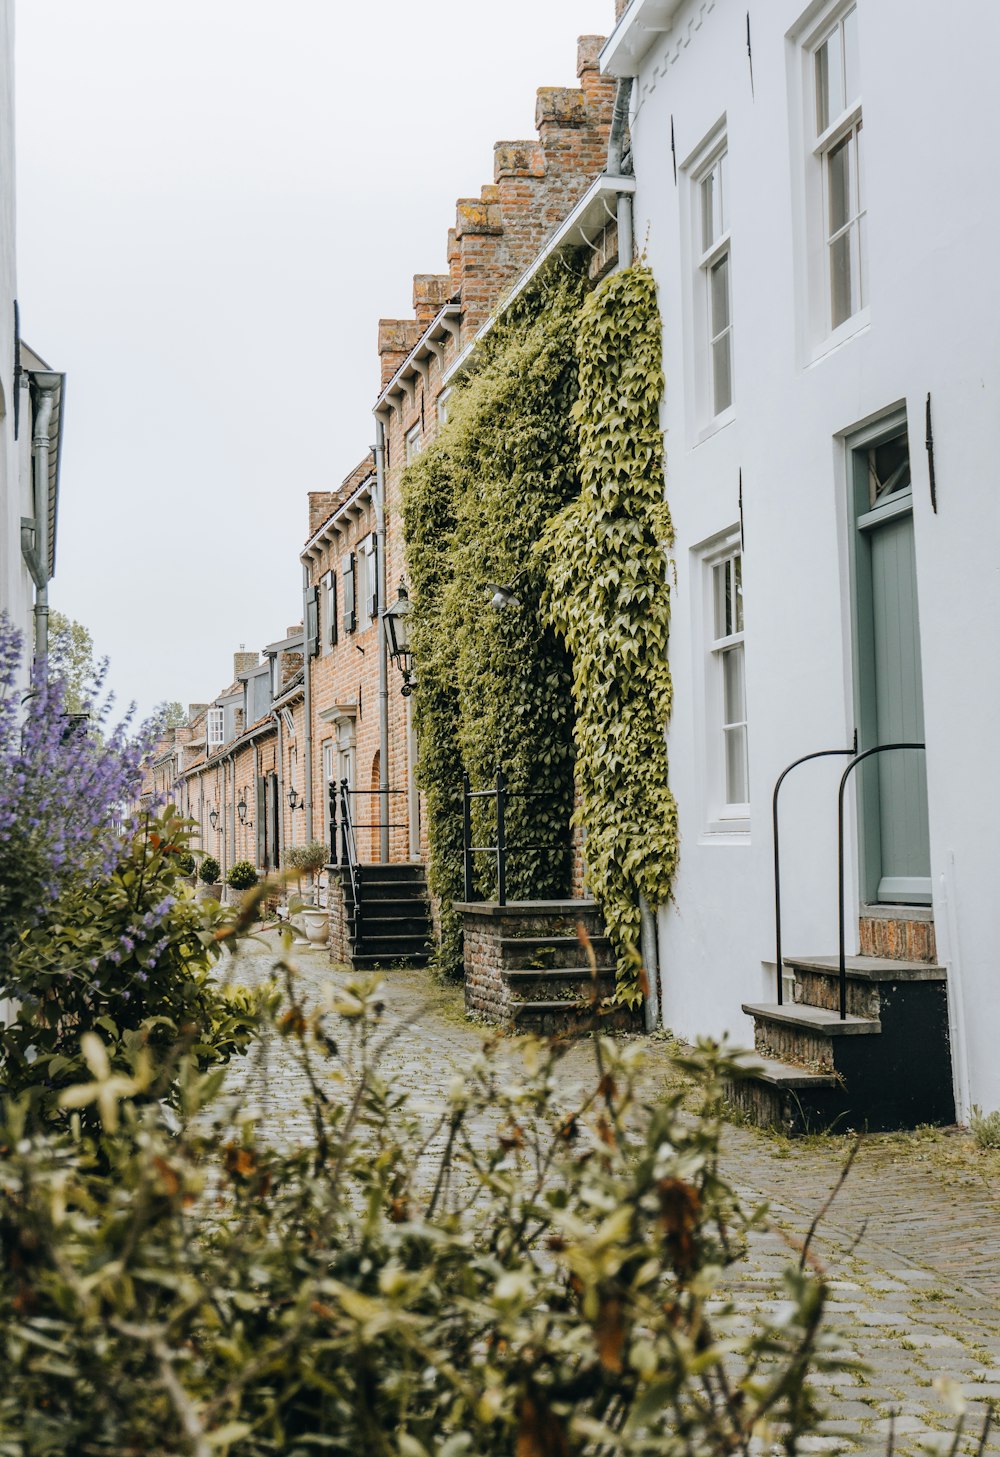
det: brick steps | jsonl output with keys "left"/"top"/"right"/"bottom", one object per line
{"left": 728, "top": 937, "right": 955, "bottom": 1135}
{"left": 332, "top": 863, "right": 433, "bottom": 971}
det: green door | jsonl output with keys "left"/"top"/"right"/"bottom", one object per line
{"left": 853, "top": 424, "right": 931, "bottom": 905}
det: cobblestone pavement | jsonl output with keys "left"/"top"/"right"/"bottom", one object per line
{"left": 225, "top": 932, "right": 1000, "bottom": 1455}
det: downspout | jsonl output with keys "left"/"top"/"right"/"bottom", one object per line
{"left": 607, "top": 77, "right": 634, "bottom": 272}
{"left": 271, "top": 707, "right": 285, "bottom": 861}
{"left": 639, "top": 895, "right": 661, "bottom": 1033}
{"left": 227, "top": 751, "right": 237, "bottom": 876}
{"left": 374, "top": 421, "right": 390, "bottom": 862}
{"left": 25, "top": 375, "right": 61, "bottom": 667}
{"left": 301, "top": 562, "right": 314, "bottom": 842}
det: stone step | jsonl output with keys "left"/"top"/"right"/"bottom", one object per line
{"left": 350, "top": 913, "right": 432, "bottom": 939}
{"left": 743, "top": 1002, "right": 881, "bottom": 1036}
{"left": 500, "top": 934, "right": 613, "bottom": 972}
{"left": 351, "top": 897, "right": 430, "bottom": 920}
{"left": 357, "top": 862, "right": 426, "bottom": 884}
{"left": 786, "top": 955, "right": 946, "bottom": 1019}
{"left": 350, "top": 950, "right": 431, "bottom": 971}
{"left": 724, "top": 1054, "right": 844, "bottom": 1136}
{"left": 510, "top": 999, "right": 643, "bottom": 1036}
{"left": 353, "top": 933, "right": 431, "bottom": 959}
{"left": 507, "top": 966, "right": 617, "bottom": 1003}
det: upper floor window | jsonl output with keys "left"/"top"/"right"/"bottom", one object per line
{"left": 323, "top": 569, "right": 338, "bottom": 650}
{"left": 405, "top": 423, "right": 423, "bottom": 464}
{"left": 710, "top": 545, "right": 748, "bottom": 814}
{"left": 812, "top": 6, "right": 865, "bottom": 330}
{"left": 206, "top": 707, "right": 224, "bottom": 749}
{"left": 698, "top": 146, "right": 733, "bottom": 418}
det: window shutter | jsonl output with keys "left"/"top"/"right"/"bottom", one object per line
{"left": 305, "top": 585, "right": 319, "bottom": 658}
{"left": 255, "top": 776, "right": 266, "bottom": 866}
{"left": 326, "top": 570, "right": 338, "bottom": 646}
{"left": 343, "top": 551, "right": 356, "bottom": 633}
{"left": 367, "top": 536, "right": 379, "bottom": 620}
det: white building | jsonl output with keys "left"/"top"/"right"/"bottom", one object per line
{"left": 0, "top": 0, "right": 65, "bottom": 692}
{"left": 602, "top": 0, "right": 1000, "bottom": 1123}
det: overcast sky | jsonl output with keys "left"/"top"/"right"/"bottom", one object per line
{"left": 15, "top": 0, "right": 613, "bottom": 723}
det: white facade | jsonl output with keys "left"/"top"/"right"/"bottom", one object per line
{"left": 603, "top": 0, "right": 1000, "bottom": 1117}
{"left": 0, "top": 0, "right": 32, "bottom": 685}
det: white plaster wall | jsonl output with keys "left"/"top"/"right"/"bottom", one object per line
{"left": 0, "top": 0, "right": 35, "bottom": 693}
{"left": 622, "top": 0, "right": 1000, "bottom": 1115}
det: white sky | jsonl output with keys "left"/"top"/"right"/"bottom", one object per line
{"left": 15, "top": 0, "right": 613, "bottom": 722}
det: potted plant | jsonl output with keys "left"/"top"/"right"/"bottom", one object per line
{"left": 226, "top": 860, "right": 259, "bottom": 896}
{"left": 172, "top": 849, "right": 197, "bottom": 886}
{"left": 198, "top": 855, "right": 221, "bottom": 900}
{"left": 284, "top": 841, "right": 329, "bottom": 944}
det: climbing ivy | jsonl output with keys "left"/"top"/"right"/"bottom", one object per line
{"left": 402, "top": 265, "right": 586, "bottom": 977}
{"left": 404, "top": 261, "right": 675, "bottom": 995}
{"left": 540, "top": 264, "right": 677, "bottom": 999}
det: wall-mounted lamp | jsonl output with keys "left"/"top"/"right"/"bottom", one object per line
{"left": 237, "top": 793, "right": 250, "bottom": 826}
{"left": 209, "top": 806, "right": 220, "bottom": 831}
{"left": 288, "top": 784, "right": 301, "bottom": 811}
{"left": 384, "top": 577, "right": 415, "bottom": 697}
{"left": 484, "top": 580, "right": 522, "bottom": 611}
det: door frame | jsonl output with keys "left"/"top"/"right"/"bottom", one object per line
{"left": 845, "top": 406, "right": 929, "bottom": 906}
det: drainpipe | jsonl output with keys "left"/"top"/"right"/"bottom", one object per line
{"left": 227, "top": 751, "right": 237, "bottom": 875}
{"left": 24, "top": 374, "right": 61, "bottom": 668}
{"left": 639, "top": 894, "right": 661, "bottom": 1033}
{"left": 271, "top": 707, "right": 285, "bottom": 860}
{"left": 607, "top": 77, "right": 634, "bottom": 272}
{"left": 374, "top": 419, "right": 390, "bottom": 863}
{"left": 301, "top": 562, "right": 314, "bottom": 843}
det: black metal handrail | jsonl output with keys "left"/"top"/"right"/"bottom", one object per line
{"left": 837, "top": 742, "right": 925, "bottom": 1019}
{"left": 461, "top": 767, "right": 567, "bottom": 907}
{"left": 327, "top": 783, "right": 409, "bottom": 864}
{"left": 338, "top": 779, "right": 363, "bottom": 947}
{"left": 772, "top": 734, "right": 857, "bottom": 1004}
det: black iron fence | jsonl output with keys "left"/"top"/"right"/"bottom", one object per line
{"left": 461, "top": 767, "right": 570, "bottom": 907}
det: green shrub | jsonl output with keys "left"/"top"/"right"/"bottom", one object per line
{"left": 226, "top": 860, "right": 259, "bottom": 891}
{"left": 0, "top": 965, "right": 848, "bottom": 1455}
{"left": 199, "top": 854, "right": 220, "bottom": 884}
{"left": 172, "top": 849, "right": 196, "bottom": 876}
{"left": 284, "top": 841, "right": 328, "bottom": 877}
{"left": 0, "top": 807, "right": 257, "bottom": 1124}
{"left": 970, "top": 1105, "right": 1000, "bottom": 1149}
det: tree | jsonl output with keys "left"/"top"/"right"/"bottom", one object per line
{"left": 152, "top": 700, "right": 188, "bottom": 731}
{"left": 47, "top": 609, "right": 99, "bottom": 713}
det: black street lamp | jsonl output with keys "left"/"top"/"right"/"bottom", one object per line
{"left": 237, "top": 794, "right": 248, "bottom": 825}
{"left": 209, "top": 806, "right": 220, "bottom": 831}
{"left": 288, "top": 784, "right": 301, "bottom": 812}
{"left": 384, "top": 578, "right": 415, "bottom": 697}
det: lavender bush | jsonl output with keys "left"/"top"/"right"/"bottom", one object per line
{"left": 0, "top": 614, "right": 147, "bottom": 968}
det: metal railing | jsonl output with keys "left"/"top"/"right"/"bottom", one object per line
{"left": 772, "top": 734, "right": 926, "bottom": 1020}
{"left": 328, "top": 783, "right": 410, "bottom": 948}
{"left": 836, "top": 742, "right": 925, "bottom": 1019}
{"left": 772, "top": 734, "right": 856, "bottom": 1004}
{"left": 461, "top": 767, "right": 568, "bottom": 907}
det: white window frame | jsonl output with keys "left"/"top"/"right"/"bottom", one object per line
{"left": 682, "top": 120, "right": 735, "bottom": 440}
{"left": 405, "top": 422, "right": 423, "bottom": 464}
{"left": 792, "top": 0, "right": 868, "bottom": 357}
{"left": 206, "top": 707, "right": 224, "bottom": 749}
{"left": 699, "top": 532, "right": 750, "bottom": 834}
{"left": 437, "top": 388, "right": 452, "bottom": 426}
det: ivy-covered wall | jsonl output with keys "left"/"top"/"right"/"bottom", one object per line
{"left": 403, "top": 261, "right": 676, "bottom": 995}
{"left": 541, "top": 264, "right": 677, "bottom": 999}
{"left": 402, "top": 267, "right": 587, "bottom": 977}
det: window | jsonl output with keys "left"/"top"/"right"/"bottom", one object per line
{"left": 281, "top": 707, "right": 296, "bottom": 737}
{"left": 364, "top": 534, "right": 378, "bottom": 623}
{"left": 812, "top": 6, "right": 864, "bottom": 330}
{"left": 698, "top": 147, "right": 733, "bottom": 417}
{"left": 437, "top": 389, "right": 452, "bottom": 426}
{"left": 405, "top": 422, "right": 423, "bottom": 463}
{"left": 323, "top": 569, "right": 338, "bottom": 649}
{"left": 206, "top": 707, "right": 224, "bottom": 749}
{"left": 709, "top": 546, "right": 748, "bottom": 815}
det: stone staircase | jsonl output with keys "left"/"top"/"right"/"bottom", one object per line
{"left": 729, "top": 915, "right": 955, "bottom": 1134}
{"left": 460, "top": 899, "right": 642, "bottom": 1035}
{"left": 333, "top": 863, "right": 433, "bottom": 971}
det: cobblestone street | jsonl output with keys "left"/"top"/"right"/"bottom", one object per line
{"left": 225, "top": 931, "right": 1000, "bottom": 1455}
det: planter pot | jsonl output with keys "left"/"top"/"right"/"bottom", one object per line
{"left": 301, "top": 907, "right": 329, "bottom": 945}
{"left": 197, "top": 881, "right": 223, "bottom": 902}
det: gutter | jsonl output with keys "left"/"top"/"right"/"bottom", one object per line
{"left": 23, "top": 373, "right": 63, "bottom": 666}
{"left": 374, "top": 423, "right": 390, "bottom": 862}
{"left": 302, "top": 561, "right": 313, "bottom": 842}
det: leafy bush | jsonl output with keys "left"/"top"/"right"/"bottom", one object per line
{"left": 172, "top": 849, "right": 196, "bottom": 876}
{"left": 0, "top": 613, "right": 146, "bottom": 972}
{"left": 199, "top": 854, "right": 221, "bottom": 884}
{"left": 0, "top": 807, "right": 258, "bottom": 1124}
{"left": 226, "top": 860, "right": 259, "bottom": 891}
{"left": 970, "top": 1105, "right": 1000, "bottom": 1150}
{"left": 0, "top": 961, "right": 848, "bottom": 1455}
{"left": 284, "top": 841, "right": 328, "bottom": 877}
